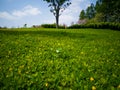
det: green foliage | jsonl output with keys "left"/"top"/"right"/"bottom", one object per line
{"left": 95, "top": 0, "right": 120, "bottom": 22}
{"left": 41, "top": 24, "right": 65, "bottom": 29}
{"left": 86, "top": 3, "right": 95, "bottom": 19}
{"left": 79, "top": 10, "right": 86, "bottom": 20}
{"left": 79, "top": 3, "right": 96, "bottom": 21}
{"left": 41, "top": 24, "right": 56, "bottom": 28}
{"left": 79, "top": 0, "right": 120, "bottom": 23}
{"left": 87, "top": 13, "right": 105, "bottom": 23}
{"left": 0, "top": 28, "right": 120, "bottom": 89}
{"left": 68, "top": 22, "right": 120, "bottom": 30}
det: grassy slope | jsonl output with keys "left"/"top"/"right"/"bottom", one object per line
{"left": 0, "top": 28, "right": 120, "bottom": 89}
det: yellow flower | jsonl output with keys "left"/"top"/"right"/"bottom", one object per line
{"left": 90, "top": 77, "right": 94, "bottom": 81}
{"left": 26, "top": 71, "right": 29, "bottom": 74}
{"left": 9, "top": 67, "right": 13, "bottom": 71}
{"left": 92, "top": 86, "right": 96, "bottom": 90}
{"left": 58, "top": 43, "right": 60, "bottom": 46}
{"left": 80, "top": 52, "right": 84, "bottom": 55}
{"left": 45, "top": 83, "right": 48, "bottom": 87}
{"left": 8, "top": 51, "right": 11, "bottom": 54}
{"left": 6, "top": 75, "right": 9, "bottom": 78}
{"left": 18, "top": 70, "right": 21, "bottom": 75}
{"left": 28, "top": 66, "right": 30, "bottom": 69}
{"left": 118, "top": 85, "right": 120, "bottom": 89}
{"left": 33, "top": 72, "right": 38, "bottom": 77}
{"left": 19, "top": 65, "right": 24, "bottom": 69}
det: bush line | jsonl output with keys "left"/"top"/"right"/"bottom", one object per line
{"left": 68, "top": 22, "right": 120, "bottom": 30}
{"left": 41, "top": 24, "right": 65, "bottom": 29}
{"left": 40, "top": 22, "right": 120, "bottom": 30}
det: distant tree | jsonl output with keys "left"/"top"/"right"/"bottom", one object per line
{"left": 94, "top": 13, "right": 104, "bottom": 22}
{"left": 95, "top": 0, "right": 102, "bottom": 13}
{"left": 86, "top": 3, "right": 95, "bottom": 19}
{"left": 24, "top": 24, "right": 27, "bottom": 28}
{"left": 95, "top": 0, "right": 120, "bottom": 22}
{"left": 78, "top": 0, "right": 120, "bottom": 24}
{"left": 43, "top": 0, "right": 71, "bottom": 28}
{"left": 87, "top": 13, "right": 104, "bottom": 23}
{"left": 79, "top": 10, "right": 86, "bottom": 20}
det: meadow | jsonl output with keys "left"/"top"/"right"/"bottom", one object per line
{"left": 0, "top": 28, "right": 120, "bottom": 90}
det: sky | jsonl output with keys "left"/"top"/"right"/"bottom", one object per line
{"left": 0, "top": 0, "right": 97, "bottom": 28}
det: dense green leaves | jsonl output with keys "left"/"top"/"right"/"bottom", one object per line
{"left": 86, "top": 3, "right": 95, "bottom": 19}
{"left": 79, "top": 10, "right": 86, "bottom": 20}
{"left": 94, "top": 0, "right": 120, "bottom": 22}
{"left": 0, "top": 28, "right": 120, "bottom": 89}
{"left": 68, "top": 22, "right": 120, "bottom": 30}
{"left": 79, "top": 3, "right": 95, "bottom": 21}
{"left": 79, "top": 0, "right": 120, "bottom": 23}
{"left": 41, "top": 24, "right": 65, "bottom": 28}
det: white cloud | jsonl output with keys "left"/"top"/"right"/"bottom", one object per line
{"left": 59, "top": 0, "right": 92, "bottom": 25}
{"left": 43, "top": 19, "right": 55, "bottom": 24}
{"left": 0, "top": 12, "right": 15, "bottom": 20}
{"left": 12, "top": 5, "right": 41, "bottom": 17}
{"left": 0, "top": 5, "right": 41, "bottom": 20}
{"left": 60, "top": 14, "right": 74, "bottom": 25}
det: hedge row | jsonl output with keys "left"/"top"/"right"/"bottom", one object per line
{"left": 41, "top": 24, "right": 65, "bottom": 29}
{"left": 68, "top": 22, "right": 120, "bottom": 30}
{"left": 41, "top": 24, "right": 56, "bottom": 28}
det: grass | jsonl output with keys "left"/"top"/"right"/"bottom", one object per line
{"left": 0, "top": 28, "right": 120, "bottom": 90}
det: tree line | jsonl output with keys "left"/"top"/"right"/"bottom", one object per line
{"left": 79, "top": 0, "right": 120, "bottom": 23}
{"left": 43, "top": 0, "right": 119, "bottom": 28}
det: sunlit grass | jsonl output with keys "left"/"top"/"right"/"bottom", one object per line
{"left": 0, "top": 28, "right": 120, "bottom": 89}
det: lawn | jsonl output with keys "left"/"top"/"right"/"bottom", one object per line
{"left": 0, "top": 28, "right": 120, "bottom": 90}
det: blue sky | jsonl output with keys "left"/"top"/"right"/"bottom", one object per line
{"left": 0, "top": 0, "right": 97, "bottom": 28}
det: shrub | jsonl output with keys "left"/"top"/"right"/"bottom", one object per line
{"left": 68, "top": 22, "right": 120, "bottom": 31}
{"left": 41, "top": 24, "right": 66, "bottom": 29}
{"left": 110, "top": 23, "right": 120, "bottom": 30}
{"left": 41, "top": 24, "right": 56, "bottom": 28}
{"left": 68, "top": 24, "right": 86, "bottom": 29}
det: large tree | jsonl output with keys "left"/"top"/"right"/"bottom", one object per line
{"left": 86, "top": 3, "right": 95, "bottom": 19}
{"left": 95, "top": 0, "right": 120, "bottom": 22}
{"left": 43, "top": 0, "right": 71, "bottom": 28}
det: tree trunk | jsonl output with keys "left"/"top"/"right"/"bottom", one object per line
{"left": 55, "top": 7, "right": 59, "bottom": 29}
{"left": 56, "top": 15, "right": 59, "bottom": 28}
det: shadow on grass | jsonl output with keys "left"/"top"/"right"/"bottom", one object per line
{"left": 0, "top": 29, "right": 97, "bottom": 40}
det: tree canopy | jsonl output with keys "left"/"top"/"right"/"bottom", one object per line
{"left": 79, "top": 0, "right": 120, "bottom": 23}
{"left": 79, "top": 10, "right": 86, "bottom": 20}
{"left": 43, "top": 0, "right": 71, "bottom": 28}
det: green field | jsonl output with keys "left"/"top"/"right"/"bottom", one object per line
{"left": 0, "top": 28, "right": 120, "bottom": 90}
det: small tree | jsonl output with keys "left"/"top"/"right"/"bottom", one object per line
{"left": 43, "top": 0, "right": 71, "bottom": 28}
{"left": 86, "top": 3, "right": 95, "bottom": 19}
{"left": 79, "top": 10, "right": 86, "bottom": 20}
{"left": 24, "top": 24, "right": 27, "bottom": 28}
